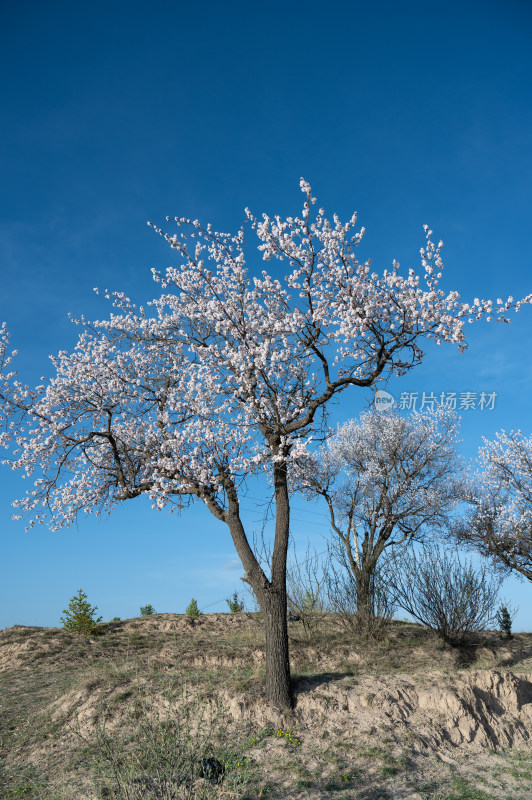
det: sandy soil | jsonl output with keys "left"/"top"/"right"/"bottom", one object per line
{"left": 2, "top": 613, "right": 532, "bottom": 799}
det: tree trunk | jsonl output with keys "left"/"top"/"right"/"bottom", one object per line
{"left": 259, "top": 457, "right": 293, "bottom": 710}
{"left": 261, "top": 584, "right": 292, "bottom": 710}
{"left": 355, "top": 566, "right": 373, "bottom": 619}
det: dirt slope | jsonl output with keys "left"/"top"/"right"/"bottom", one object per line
{"left": 2, "top": 613, "right": 532, "bottom": 799}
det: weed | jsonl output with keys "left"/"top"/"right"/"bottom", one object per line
{"left": 63, "top": 676, "right": 256, "bottom": 800}
{"left": 273, "top": 728, "right": 301, "bottom": 746}
{"left": 114, "top": 690, "right": 134, "bottom": 703}
{"left": 241, "top": 727, "right": 276, "bottom": 750}
{"left": 358, "top": 744, "right": 393, "bottom": 763}
{"left": 432, "top": 776, "right": 500, "bottom": 799}
{"left": 343, "top": 769, "right": 362, "bottom": 781}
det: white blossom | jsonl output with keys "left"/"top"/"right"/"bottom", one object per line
{"left": 0, "top": 181, "right": 530, "bottom": 531}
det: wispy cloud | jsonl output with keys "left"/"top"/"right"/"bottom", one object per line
{"left": 223, "top": 559, "right": 242, "bottom": 572}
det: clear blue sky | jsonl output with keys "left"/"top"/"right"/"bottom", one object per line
{"left": 1, "top": 0, "right": 531, "bottom": 631}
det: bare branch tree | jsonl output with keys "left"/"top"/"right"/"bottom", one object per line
{"left": 285, "top": 538, "right": 331, "bottom": 638}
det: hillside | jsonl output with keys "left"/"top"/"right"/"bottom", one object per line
{"left": 1, "top": 613, "right": 532, "bottom": 800}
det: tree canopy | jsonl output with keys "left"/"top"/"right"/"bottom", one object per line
{"left": 1, "top": 180, "right": 526, "bottom": 531}
{"left": 449, "top": 430, "right": 532, "bottom": 582}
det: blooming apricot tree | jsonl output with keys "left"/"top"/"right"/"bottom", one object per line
{"left": 293, "top": 406, "right": 466, "bottom": 630}
{"left": 449, "top": 430, "right": 532, "bottom": 581}
{"left": 0, "top": 180, "right": 530, "bottom": 709}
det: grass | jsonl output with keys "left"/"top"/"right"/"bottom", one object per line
{"left": 1, "top": 612, "right": 532, "bottom": 799}
{"left": 431, "top": 776, "right": 503, "bottom": 799}
{"left": 66, "top": 681, "right": 257, "bottom": 799}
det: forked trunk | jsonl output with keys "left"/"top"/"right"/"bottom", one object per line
{"left": 225, "top": 459, "right": 293, "bottom": 711}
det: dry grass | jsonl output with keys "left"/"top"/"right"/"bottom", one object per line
{"left": 1, "top": 612, "right": 532, "bottom": 799}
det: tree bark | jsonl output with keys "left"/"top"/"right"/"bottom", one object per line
{"left": 261, "top": 583, "right": 292, "bottom": 710}
{"left": 355, "top": 566, "right": 373, "bottom": 619}
{"left": 257, "top": 458, "right": 293, "bottom": 710}
{"left": 267, "top": 459, "right": 293, "bottom": 709}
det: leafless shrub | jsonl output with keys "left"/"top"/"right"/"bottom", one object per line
{"left": 386, "top": 545, "right": 503, "bottom": 646}
{"left": 241, "top": 532, "right": 330, "bottom": 638}
{"left": 285, "top": 539, "right": 331, "bottom": 638}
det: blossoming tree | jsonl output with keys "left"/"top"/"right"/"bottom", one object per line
{"left": 0, "top": 180, "right": 530, "bottom": 710}
{"left": 293, "top": 406, "right": 466, "bottom": 630}
{"left": 449, "top": 430, "right": 532, "bottom": 582}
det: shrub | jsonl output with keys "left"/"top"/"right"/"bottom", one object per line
{"left": 386, "top": 546, "right": 502, "bottom": 646}
{"left": 111, "top": 617, "right": 121, "bottom": 622}
{"left": 60, "top": 588, "right": 103, "bottom": 637}
{"left": 185, "top": 598, "right": 201, "bottom": 618}
{"left": 286, "top": 540, "right": 330, "bottom": 639}
{"left": 226, "top": 591, "right": 245, "bottom": 613}
{"left": 140, "top": 604, "right": 156, "bottom": 616}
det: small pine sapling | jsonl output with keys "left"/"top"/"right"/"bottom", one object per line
{"left": 60, "top": 588, "right": 103, "bottom": 636}
{"left": 301, "top": 589, "right": 319, "bottom": 614}
{"left": 185, "top": 598, "right": 201, "bottom": 618}
{"left": 226, "top": 590, "right": 245, "bottom": 613}
{"left": 140, "top": 604, "right": 156, "bottom": 616}
{"left": 496, "top": 604, "right": 514, "bottom": 640}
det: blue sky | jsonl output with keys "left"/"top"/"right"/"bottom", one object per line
{"left": 1, "top": 0, "right": 531, "bottom": 631}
